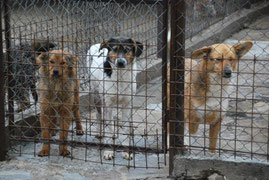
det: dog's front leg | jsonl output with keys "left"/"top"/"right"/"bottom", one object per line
{"left": 94, "top": 94, "right": 105, "bottom": 139}
{"left": 209, "top": 117, "right": 222, "bottom": 153}
{"left": 122, "top": 106, "right": 132, "bottom": 132}
{"left": 38, "top": 104, "right": 54, "bottom": 157}
{"left": 73, "top": 83, "right": 84, "bottom": 135}
{"left": 59, "top": 105, "right": 72, "bottom": 156}
{"left": 104, "top": 102, "right": 113, "bottom": 138}
{"left": 49, "top": 115, "right": 57, "bottom": 137}
{"left": 121, "top": 103, "right": 133, "bottom": 160}
{"left": 103, "top": 99, "right": 116, "bottom": 160}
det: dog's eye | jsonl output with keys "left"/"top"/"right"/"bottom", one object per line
{"left": 112, "top": 46, "right": 118, "bottom": 51}
{"left": 229, "top": 58, "right": 233, "bottom": 61}
{"left": 215, "top": 58, "right": 222, "bottom": 61}
{"left": 50, "top": 60, "right": 55, "bottom": 64}
{"left": 60, "top": 62, "right": 65, "bottom": 65}
{"left": 124, "top": 48, "right": 131, "bottom": 53}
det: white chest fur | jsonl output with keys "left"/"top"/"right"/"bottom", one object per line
{"left": 104, "top": 64, "right": 137, "bottom": 107}
{"left": 194, "top": 73, "right": 232, "bottom": 121}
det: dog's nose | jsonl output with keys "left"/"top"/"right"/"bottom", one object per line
{"left": 223, "top": 67, "right": 232, "bottom": 78}
{"left": 53, "top": 70, "right": 59, "bottom": 75}
{"left": 116, "top": 59, "right": 126, "bottom": 68}
{"left": 53, "top": 70, "right": 60, "bottom": 77}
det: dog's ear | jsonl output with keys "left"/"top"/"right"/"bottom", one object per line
{"left": 126, "top": 38, "right": 143, "bottom": 57}
{"left": 100, "top": 38, "right": 114, "bottom": 51}
{"left": 233, "top": 41, "right": 253, "bottom": 59}
{"left": 36, "top": 52, "right": 49, "bottom": 66}
{"left": 65, "top": 55, "right": 78, "bottom": 67}
{"left": 191, "top": 46, "right": 212, "bottom": 59}
{"left": 134, "top": 41, "right": 143, "bottom": 57}
{"left": 33, "top": 40, "right": 57, "bottom": 54}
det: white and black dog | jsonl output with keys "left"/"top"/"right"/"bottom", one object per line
{"left": 87, "top": 37, "right": 143, "bottom": 160}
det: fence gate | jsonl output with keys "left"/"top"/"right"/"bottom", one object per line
{"left": 169, "top": 0, "right": 269, "bottom": 178}
{"left": 0, "top": 0, "right": 168, "bottom": 168}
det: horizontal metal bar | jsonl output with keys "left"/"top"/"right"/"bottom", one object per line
{"left": 81, "top": 0, "right": 164, "bottom": 5}
{"left": 9, "top": 137, "right": 164, "bottom": 154}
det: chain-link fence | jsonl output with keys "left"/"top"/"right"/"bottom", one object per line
{"left": 169, "top": 0, "right": 269, "bottom": 177}
{"left": 0, "top": 0, "right": 168, "bottom": 168}
{"left": 1, "top": 0, "right": 269, "bottom": 177}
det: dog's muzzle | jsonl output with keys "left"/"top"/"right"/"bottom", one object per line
{"left": 115, "top": 58, "right": 127, "bottom": 68}
{"left": 52, "top": 69, "right": 61, "bottom": 78}
{"left": 223, "top": 67, "right": 232, "bottom": 78}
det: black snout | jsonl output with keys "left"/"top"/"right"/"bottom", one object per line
{"left": 117, "top": 61, "right": 124, "bottom": 68}
{"left": 52, "top": 70, "right": 60, "bottom": 78}
{"left": 116, "top": 59, "right": 126, "bottom": 68}
{"left": 223, "top": 67, "right": 232, "bottom": 78}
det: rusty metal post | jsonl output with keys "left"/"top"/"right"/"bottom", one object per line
{"left": 161, "top": 0, "right": 168, "bottom": 152}
{"left": 4, "top": 0, "right": 14, "bottom": 135}
{"left": 169, "top": 0, "right": 185, "bottom": 176}
{"left": 0, "top": 0, "right": 7, "bottom": 161}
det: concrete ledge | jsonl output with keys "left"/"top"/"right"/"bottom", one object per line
{"left": 173, "top": 156, "right": 268, "bottom": 180}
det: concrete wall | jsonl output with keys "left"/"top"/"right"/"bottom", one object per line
{"left": 173, "top": 156, "right": 269, "bottom": 180}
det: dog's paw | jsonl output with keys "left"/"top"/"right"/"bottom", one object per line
{"left": 122, "top": 152, "right": 133, "bottom": 160}
{"left": 104, "top": 151, "right": 114, "bottom": 160}
{"left": 95, "top": 134, "right": 104, "bottom": 140}
{"left": 50, "top": 130, "right": 57, "bottom": 136}
{"left": 76, "top": 129, "right": 84, "bottom": 136}
{"left": 209, "top": 148, "right": 216, "bottom": 154}
{"left": 59, "top": 149, "right": 71, "bottom": 157}
{"left": 38, "top": 149, "right": 50, "bottom": 157}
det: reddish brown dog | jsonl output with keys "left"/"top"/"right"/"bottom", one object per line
{"left": 36, "top": 50, "right": 84, "bottom": 156}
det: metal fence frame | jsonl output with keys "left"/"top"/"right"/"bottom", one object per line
{"left": 1, "top": 0, "right": 269, "bottom": 178}
{"left": 168, "top": 0, "right": 186, "bottom": 175}
{"left": 0, "top": 0, "right": 169, "bottom": 168}
{"left": 0, "top": 0, "right": 7, "bottom": 162}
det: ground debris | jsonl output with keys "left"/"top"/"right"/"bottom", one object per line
{"left": 175, "top": 169, "right": 226, "bottom": 180}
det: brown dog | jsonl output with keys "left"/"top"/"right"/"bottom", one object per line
{"left": 36, "top": 50, "right": 84, "bottom": 156}
{"left": 167, "top": 41, "right": 253, "bottom": 153}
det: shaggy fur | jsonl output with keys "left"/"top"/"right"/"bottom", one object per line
{"left": 36, "top": 50, "right": 84, "bottom": 157}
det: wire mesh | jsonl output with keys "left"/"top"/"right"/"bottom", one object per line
{"left": 169, "top": 0, "right": 269, "bottom": 172}
{"left": 2, "top": 0, "right": 168, "bottom": 168}
{"left": 2, "top": 0, "right": 269, "bottom": 174}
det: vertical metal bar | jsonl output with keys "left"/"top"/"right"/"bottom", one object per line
{"left": 161, "top": 0, "right": 168, "bottom": 153}
{"left": 250, "top": 56, "right": 257, "bottom": 160}
{"left": 234, "top": 52, "right": 240, "bottom": 159}
{"left": 267, "top": 104, "right": 269, "bottom": 161}
{"left": 4, "top": 0, "right": 14, "bottom": 136}
{"left": 169, "top": 0, "right": 185, "bottom": 176}
{"left": 144, "top": 129, "right": 148, "bottom": 168}
{"left": 156, "top": 129, "right": 160, "bottom": 169}
{"left": 157, "top": 2, "right": 164, "bottom": 58}
{"left": 0, "top": 0, "right": 7, "bottom": 161}
{"left": 18, "top": 29, "right": 22, "bottom": 157}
